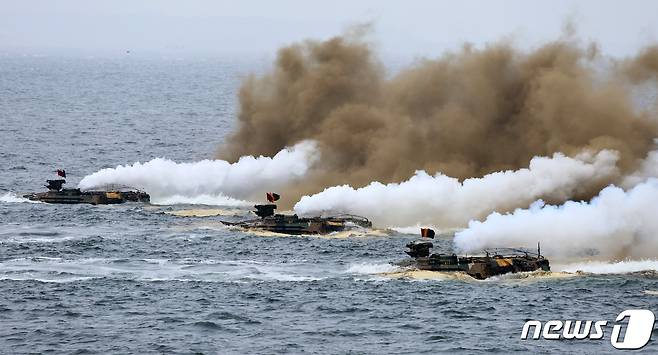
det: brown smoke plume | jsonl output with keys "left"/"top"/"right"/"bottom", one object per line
{"left": 219, "top": 31, "right": 658, "bottom": 206}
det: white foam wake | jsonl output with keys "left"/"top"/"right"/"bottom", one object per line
{"left": 150, "top": 193, "right": 252, "bottom": 206}
{"left": 345, "top": 262, "right": 400, "bottom": 274}
{"left": 556, "top": 260, "right": 658, "bottom": 274}
{"left": 78, "top": 140, "right": 318, "bottom": 205}
{"left": 0, "top": 192, "right": 36, "bottom": 203}
{"left": 0, "top": 257, "right": 328, "bottom": 283}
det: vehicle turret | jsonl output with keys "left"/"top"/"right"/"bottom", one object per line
{"left": 45, "top": 179, "right": 66, "bottom": 191}
{"left": 405, "top": 241, "right": 434, "bottom": 258}
{"left": 253, "top": 204, "right": 277, "bottom": 218}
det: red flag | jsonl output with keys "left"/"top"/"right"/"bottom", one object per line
{"left": 56, "top": 169, "right": 66, "bottom": 178}
{"left": 420, "top": 228, "right": 435, "bottom": 239}
{"left": 266, "top": 192, "right": 280, "bottom": 203}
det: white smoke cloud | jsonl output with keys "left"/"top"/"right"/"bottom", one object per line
{"left": 78, "top": 140, "right": 318, "bottom": 205}
{"left": 622, "top": 148, "right": 658, "bottom": 188}
{"left": 454, "top": 179, "right": 658, "bottom": 260}
{"left": 294, "top": 150, "right": 619, "bottom": 228}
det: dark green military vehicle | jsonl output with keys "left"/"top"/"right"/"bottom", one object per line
{"left": 400, "top": 230, "right": 550, "bottom": 279}
{"left": 24, "top": 179, "right": 150, "bottom": 205}
{"left": 222, "top": 203, "right": 372, "bottom": 235}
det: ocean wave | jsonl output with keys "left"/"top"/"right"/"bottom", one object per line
{"left": 0, "top": 192, "right": 38, "bottom": 203}
{"left": 164, "top": 208, "right": 248, "bottom": 217}
{"left": 345, "top": 262, "right": 400, "bottom": 275}
{"left": 0, "top": 257, "right": 327, "bottom": 283}
{"left": 0, "top": 276, "right": 99, "bottom": 283}
{"left": 0, "top": 233, "right": 103, "bottom": 244}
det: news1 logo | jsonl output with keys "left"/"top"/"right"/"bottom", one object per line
{"left": 521, "top": 310, "right": 656, "bottom": 350}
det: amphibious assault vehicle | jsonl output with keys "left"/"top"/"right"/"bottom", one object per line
{"left": 400, "top": 229, "right": 550, "bottom": 279}
{"left": 24, "top": 179, "right": 150, "bottom": 205}
{"left": 221, "top": 198, "right": 372, "bottom": 235}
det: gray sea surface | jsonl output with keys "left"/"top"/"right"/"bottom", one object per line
{"left": 1, "top": 55, "right": 657, "bottom": 354}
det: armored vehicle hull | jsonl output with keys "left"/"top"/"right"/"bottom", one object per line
{"left": 24, "top": 189, "right": 150, "bottom": 205}
{"left": 222, "top": 204, "right": 372, "bottom": 235}
{"left": 223, "top": 214, "right": 372, "bottom": 235}
{"left": 401, "top": 241, "right": 550, "bottom": 280}
{"left": 24, "top": 179, "right": 149, "bottom": 205}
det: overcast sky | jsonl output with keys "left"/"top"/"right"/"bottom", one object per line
{"left": 2, "top": 0, "right": 657, "bottom": 59}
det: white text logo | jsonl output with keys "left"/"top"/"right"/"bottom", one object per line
{"left": 521, "top": 309, "right": 655, "bottom": 350}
